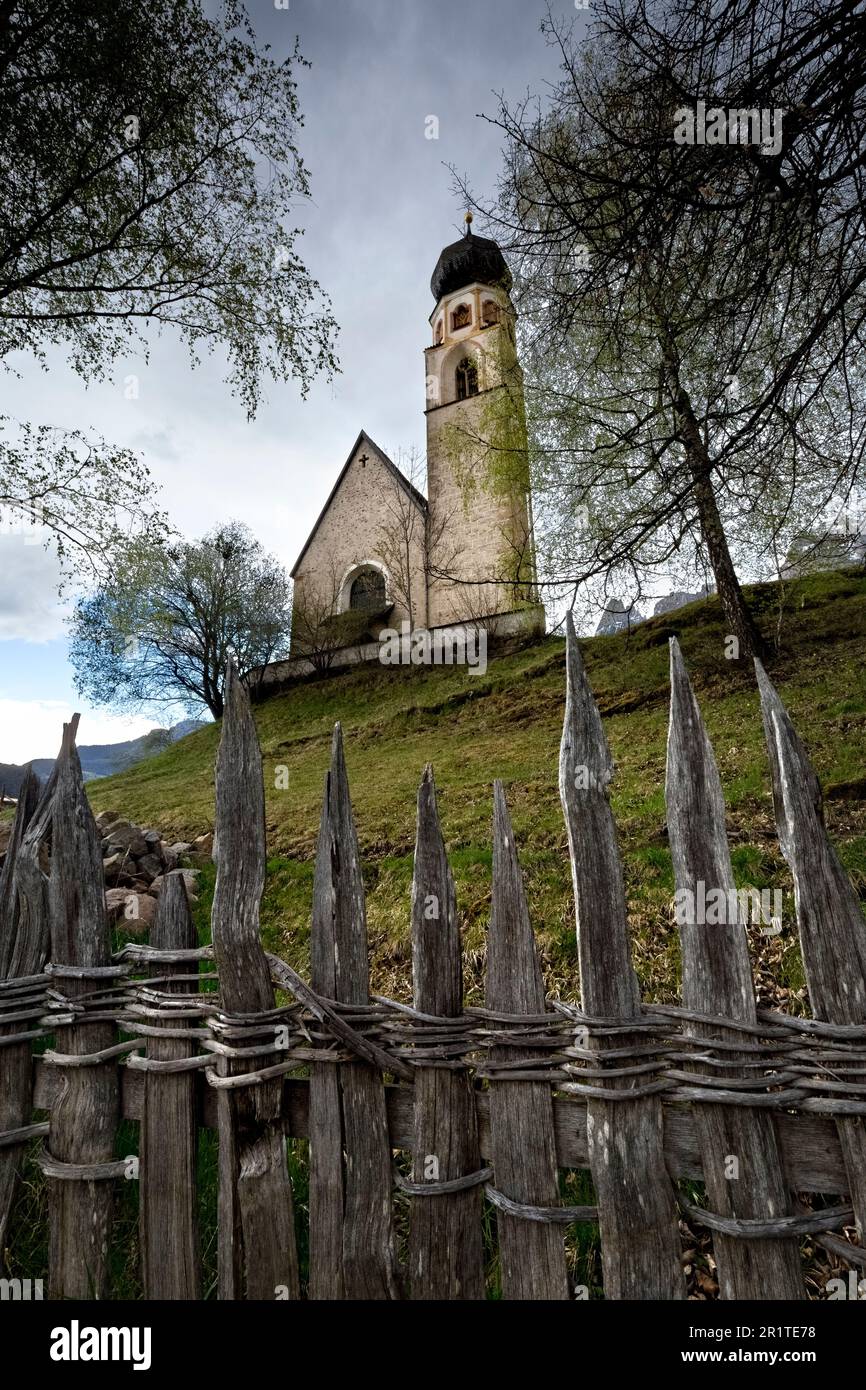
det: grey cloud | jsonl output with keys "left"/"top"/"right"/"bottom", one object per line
{"left": 0, "top": 536, "right": 67, "bottom": 642}
{"left": 7, "top": 1, "right": 581, "bottom": 589}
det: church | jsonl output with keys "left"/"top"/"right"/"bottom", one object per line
{"left": 270, "top": 217, "right": 545, "bottom": 682}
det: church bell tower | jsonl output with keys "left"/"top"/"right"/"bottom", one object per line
{"left": 424, "top": 215, "right": 541, "bottom": 632}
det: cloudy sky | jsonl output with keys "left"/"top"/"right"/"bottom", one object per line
{"left": 0, "top": 0, "right": 584, "bottom": 763}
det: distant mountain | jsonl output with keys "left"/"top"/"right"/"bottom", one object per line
{"left": 0, "top": 719, "right": 206, "bottom": 797}
{"left": 595, "top": 597, "right": 644, "bottom": 636}
{"left": 653, "top": 585, "right": 713, "bottom": 616}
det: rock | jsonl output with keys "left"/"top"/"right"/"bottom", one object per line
{"left": 102, "top": 852, "right": 125, "bottom": 884}
{"left": 99, "top": 816, "right": 204, "bottom": 913}
{"left": 95, "top": 810, "right": 120, "bottom": 829}
{"left": 149, "top": 868, "right": 201, "bottom": 901}
{"left": 105, "top": 887, "right": 158, "bottom": 935}
{"left": 103, "top": 811, "right": 132, "bottom": 834}
{"left": 119, "top": 891, "right": 157, "bottom": 930}
{"left": 136, "top": 852, "right": 163, "bottom": 883}
{"left": 106, "top": 821, "right": 148, "bottom": 856}
{"left": 105, "top": 887, "right": 131, "bottom": 925}
{"left": 185, "top": 851, "right": 212, "bottom": 869}
{"left": 121, "top": 918, "right": 148, "bottom": 939}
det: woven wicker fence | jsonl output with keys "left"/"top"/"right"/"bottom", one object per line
{"left": 1, "top": 623, "right": 864, "bottom": 1300}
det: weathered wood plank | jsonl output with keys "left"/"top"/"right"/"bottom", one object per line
{"left": 756, "top": 660, "right": 866, "bottom": 1246}
{"left": 408, "top": 765, "right": 485, "bottom": 1299}
{"left": 308, "top": 723, "right": 399, "bottom": 1299}
{"left": 485, "top": 780, "right": 571, "bottom": 1299}
{"left": 48, "top": 719, "right": 120, "bottom": 1300}
{"left": 33, "top": 1060, "right": 855, "bottom": 1194}
{"left": 307, "top": 776, "right": 346, "bottom": 1299}
{"left": 0, "top": 765, "right": 40, "bottom": 975}
{"left": 0, "top": 765, "right": 42, "bottom": 1264}
{"left": 666, "top": 640, "right": 804, "bottom": 1299}
{"left": 140, "top": 873, "right": 201, "bottom": 1299}
{"left": 559, "top": 616, "right": 683, "bottom": 1299}
{"left": 211, "top": 663, "right": 298, "bottom": 1300}
{"left": 5, "top": 756, "right": 61, "bottom": 982}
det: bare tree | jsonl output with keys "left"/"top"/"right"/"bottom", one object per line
{"left": 376, "top": 447, "right": 465, "bottom": 628}
{"left": 373, "top": 447, "right": 427, "bottom": 629}
{"left": 290, "top": 557, "right": 372, "bottom": 674}
{"left": 451, "top": 0, "right": 866, "bottom": 659}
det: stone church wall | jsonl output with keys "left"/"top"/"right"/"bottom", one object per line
{"left": 425, "top": 385, "right": 534, "bottom": 629}
{"left": 291, "top": 439, "right": 428, "bottom": 652}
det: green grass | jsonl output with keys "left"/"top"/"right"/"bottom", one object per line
{"left": 89, "top": 567, "right": 866, "bottom": 1009}
{"left": 7, "top": 567, "right": 865, "bottom": 1298}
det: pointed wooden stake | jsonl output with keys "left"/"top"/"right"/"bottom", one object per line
{"left": 756, "top": 659, "right": 866, "bottom": 1245}
{"left": 667, "top": 639, "right": 804, "bottom": 1299}
{"left": 212, "top": 662, "right": 299, "bottom": 1299}
{"left": 485, "top": 780, "right": 571, "bottom": 1300}
{"left": 0, "top": 764, "right": 43, "bottom": 1263}
{"left": 559, "top": 615, "right": 683, "bottom": 1299}
{"left": 755, "top": 660, "right": 866, "bottom": 1019}
{"left": 140, "top": 874, "right": 201, "bottom": 1299}
{"left": 0, "top": 765, "right": 40, "bottom": 975}
{"left": 408, "top": 765, "right": 485, "bottom": 1299}
{"left": 48, "top": 717, "right": 119, "bottom": 1299}
{"left": 308, "top": 723, "right": 399, "bottom": 1299}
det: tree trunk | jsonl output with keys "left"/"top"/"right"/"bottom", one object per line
{"left": 659, "top": 331, "right": 768, "bottom": 662}
{"left": 688, "top": 459, "right": 768, "bottom": 662}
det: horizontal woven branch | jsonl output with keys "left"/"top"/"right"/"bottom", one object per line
{"left": 9, "top": 954, "right": 866, "bottom": 1123}
{"left": 679, "top": 1199, "right": 854, "bottom": 1239}
{"left": 36, "top": 1153, "right": 133, "bottom": 1181}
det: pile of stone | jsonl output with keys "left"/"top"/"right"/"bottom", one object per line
{"left": 95, "top": 810, "right": 213, "bottom": 935}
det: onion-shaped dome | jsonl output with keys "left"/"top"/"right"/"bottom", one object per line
{"left": 431, "top": 216, "right": 512, "bottom": 301}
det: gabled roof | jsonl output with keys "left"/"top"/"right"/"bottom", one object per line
{"left": 290, "top": 430, "right": 427, "bottom": 578}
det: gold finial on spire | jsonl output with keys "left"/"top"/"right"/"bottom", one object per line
{"left": 464, "top": 210, "right": 473, "bottom": 235}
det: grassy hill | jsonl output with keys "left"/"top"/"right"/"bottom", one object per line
{"left": 89, "top": 569, "right": 866, "bottom": 1009}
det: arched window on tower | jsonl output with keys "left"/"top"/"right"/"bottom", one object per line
{"left": 434, "top": 318, "right": 444, "bottom": 345}
{"left": 451, "top": 303, "right": 471, "bottom": 332}
{"left": 482, "top": 299, "right": 500, "bottom": 326}
{"left": 456, "top": 357, "right": 479, "bottom": 400}
{"left": 349, "top": 567, "right": 386, "bottom": 612}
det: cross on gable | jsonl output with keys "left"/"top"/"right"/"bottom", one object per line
{"left": 360, "top": 453, "right": 369, "bottom": 466}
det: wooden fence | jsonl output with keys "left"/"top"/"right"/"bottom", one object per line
{"left": 0, "top": 624, "right": 864, "bottom": 1300}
